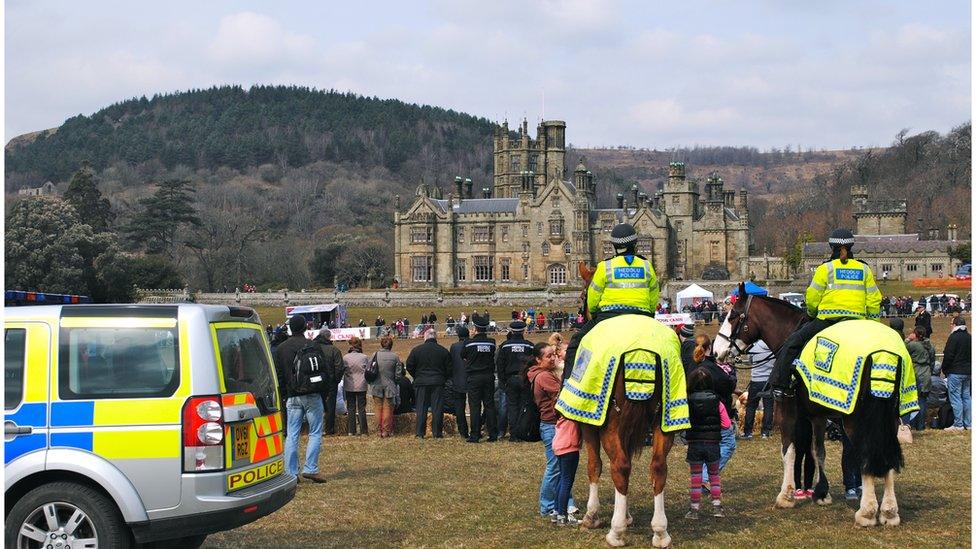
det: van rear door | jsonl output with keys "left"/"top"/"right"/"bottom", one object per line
{"left": 4, "top": 322, "right": 51, "bottom": 465}
{"left": 210, "top": 323, "right": 285, "bottom": 493}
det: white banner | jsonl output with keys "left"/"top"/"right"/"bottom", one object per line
{"left": 304, "top": 327, "right": 371, "bottom": 341}
{"left": 654, "top": 313, "right": 693, "bottom": 326}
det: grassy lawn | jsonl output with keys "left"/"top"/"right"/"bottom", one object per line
{"left": 204, "top": 430, "right": 970, "bottom": 548}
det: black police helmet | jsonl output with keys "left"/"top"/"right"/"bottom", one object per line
{"left": 610, "top": 223, "right": 638, "bottom": 248}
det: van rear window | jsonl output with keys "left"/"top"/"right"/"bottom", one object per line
{"left": 59, "top": 327, "right": 179, "bottom": 399}
{"left": 214, "top": 327, "right": 279, "bottom": 413}
{"left": 5, "top": 329, "right": 26, "bottom": 410}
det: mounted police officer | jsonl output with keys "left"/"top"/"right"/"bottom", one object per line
{"left": 564, "top": 222, "right": 659, "bottom": 383}
{"left": 496, "top": 320, "right": 533, "bottom": 440}
{"left": 770, "top": 228, "right": 882, "bottom": 399}
{"left": 462, "top": 314, "right": 498, "bottom": 442}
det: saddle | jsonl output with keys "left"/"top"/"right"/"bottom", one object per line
{"left": 555, "top": 315, "right": 690, "bottom": 431}
{"left": 792, "top": 320, "right": 919, "bottom": 416}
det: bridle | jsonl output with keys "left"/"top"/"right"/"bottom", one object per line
{"left": 716, "top": 294, "right": 756, "bottom": 361}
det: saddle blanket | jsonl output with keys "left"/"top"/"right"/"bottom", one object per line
{"left": 794, "top": 320, "right": 919, "bottom": 416}
{"left": 556, "top": 315, "right": 690, "bottom": 432}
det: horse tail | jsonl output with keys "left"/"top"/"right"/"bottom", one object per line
{"left": 853, "top": 355, "right": 904, "bottom": 477}
{"left": 614, "top": 366, "right": 653, "bottom": 460}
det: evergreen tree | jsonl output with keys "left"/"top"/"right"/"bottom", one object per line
{"left": 62, "top": 161, "right": 113, "bottom": 232}
{"left": 125, "top": 179, "right": 201, "bottom": 256}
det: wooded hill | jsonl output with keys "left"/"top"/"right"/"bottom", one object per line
{"left": 5, "top": 86, "right": 970, "bottom": 291}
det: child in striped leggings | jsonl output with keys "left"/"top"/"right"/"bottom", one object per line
{"left": 686, "top": 367, "right": 725, "bottom": 518}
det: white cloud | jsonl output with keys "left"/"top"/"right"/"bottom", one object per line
{"left": 207, "top": 12, "right": 316, "bottom": 68}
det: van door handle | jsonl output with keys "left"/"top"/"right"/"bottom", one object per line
{"left": 4, "top": 422, "right": 32, "bottom": 435}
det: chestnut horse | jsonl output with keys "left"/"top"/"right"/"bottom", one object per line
{"left": 713, "top": 283, "right": 906, "bottom": 527}
{"left": 574, "top": 263, "right": 676, "bottom": 547}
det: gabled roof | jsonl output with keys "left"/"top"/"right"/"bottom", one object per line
{"left": 432, "top": 198, "right": 519, "bottom": 214}
{"left": 803, "top": 234, "right": 964, "bottom": 255}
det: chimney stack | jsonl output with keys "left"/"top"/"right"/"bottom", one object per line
{"left": 616, "top": 193, "right": 624, "bottom": 209}
{"left": 631, "top": 184, "right": 639, "bottom": 207}
{"left": 948, "top": 224, "right": 958, "bottom": 241}
{"left": 482, "top": 187, "right": 491, "bottom": 199}
{"left": 464, "top": 178, "right": 473, "bottom": 198}
{"left": 929, "top": 227, "right": 939, "bottom": 240}
{"left": 455, "top": 176, "right": 464, "bottom": 201}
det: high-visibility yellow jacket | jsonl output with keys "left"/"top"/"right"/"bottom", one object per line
{"left": 587, "top": 255, "right": 659, "bottom": 314}
{"left": 805, "top": 258, "right": 882, "bottom": 320}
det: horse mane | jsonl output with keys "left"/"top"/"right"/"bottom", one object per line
{"left": 756, "top": 294, "right": 810, "bottom": 318}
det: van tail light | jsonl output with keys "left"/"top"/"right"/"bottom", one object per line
{"left": 182, "top": 396, "right": 225, "bottom": 472}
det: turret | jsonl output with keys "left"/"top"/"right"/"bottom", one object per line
{"left": 616, "top": 193, "right": 624, "bottom": 209}
{"left": 851, "top": 184, "right": 868, "bottom": 211}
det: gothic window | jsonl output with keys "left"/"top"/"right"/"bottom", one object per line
{"left": 522, "top": 242, "right": 529, "bottom": 253}
{"left": 456, "top": 260, "right": 466, "bottom": 282}
{"left": 564, "top": 242, "right": 572, "bottom": 254}
{"left": 931, "top": 263, "right": 943, "bottom": 272}
{"left": 411, "top": 256, "right": 432, "bottom": 282}
{"left": 411, "top": 226, "right": 432, "bottom": 243}
{"left": 552, "top": 195, "right": 560, "bottom": 208}
{"left": 710, "top": 241, "right": 720, "bottom": 261}
{"left": 603, "top": 242, "right": 613, "bottom": 256}
{"left": 522, "top": 224, "right": 529, "bottom": 238}
{"left": 542, "top": 242, "right": 550, "bottom": 256}
{"left": 510, "top": 155, "right": 520, "bottom": 172}
{"left": 537, "top": 222, "right": 543, "bottom": 236}
{"left": 601, "top": 219, "right": 613, "bottom": 232}
{"left": 637, "top": 237, "right": 652, "bottom": 256}
{"left": 501, "top": 225, "right": 509, "bottom": 242}
{"left": 675, "top": 220, "right": 684, "bottom": 232}
{"left": 473, "top": 226, "right": 492, "bottom": 243}
{"left": 501, "top": 258, "right": 511, "bottom": 281}
{"left": 474, "top": 256, "right": 493, "bottom": 281}
{"left": 522, "top": 262, "right": 529, "bottom": 280}
{"left": 548, "top": 264, "right": 568, "bottom": 285}
{"left": 672, "top": 195, "right": 680, "bottom": 205}
{"left": 549, "top": 218, "right": 564, "bottom": 237}
{"left": 881, "top": 264, "right": 893, "bottom": 272}
{"left": 906, "top": 264, "right": 918, "bottom": 272}
{"left": 529, "top": 155, "right": 538, "bottom": 173}
{"left": 456, "top": 227, "right": 464, "bottom": 244}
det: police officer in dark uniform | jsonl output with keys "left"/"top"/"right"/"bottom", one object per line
{"left": 462, "top": 314, "right": 497, "bottom": 443}
{"left": 496, "top": 320, "right": 533, "bottom": 441}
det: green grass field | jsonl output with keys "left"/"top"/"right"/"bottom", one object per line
{"left": 204, "top": 429, "right": 970, "bottom": 548}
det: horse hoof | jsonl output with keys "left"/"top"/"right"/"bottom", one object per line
{"left": 605, "top": 531, "right": 626, "bottom": 547}
{"left": 816, "top": 494, "right": 833, "bottom": 506}
{"left": 854, "top": 510, "right": 878, "bottom": 528}
{"left": 652, "top": 532, "right": 672, "bottom": 548}
{"left": 581, "top": 514, "right": 602, "bottom": 529}
{"left": 879, "top": 509, "right": 900, "bottom": 527}
{"left": 774, "top": 494, "right": 795, "bottom": 509}
{"left": 626, "top": 513, "right": 634, "bottom": 526}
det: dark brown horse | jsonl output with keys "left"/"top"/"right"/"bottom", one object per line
{"left": 574, "top": 263, "right": 676, "bottom": 547}
{"left": 713, "top": 283, "right": 906, "bottom": 527}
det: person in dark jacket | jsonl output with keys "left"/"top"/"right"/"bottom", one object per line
{"left": 462, "top": 314, "right": 497, "bottom": 442}
{"left": 313, "top": 328, "right": 344, "bottom": 436}
{"left": 693, "top": 334, "right": 737, "bottom": 490}
{"left": 943, "top": 315, "right": 971, "bottom": 430}
{"left": 448, "top": 326, "right": 471, "bottom": 439}
{"left": 273, "top": 315, "right": 327, "bottom": 483}
{"left": 685, "top": 367, "right": 724, "bottom": 519}
{"left": 677, "top": 324, "right": 696, "bottom": 373}
{"left": 406, "top": 329, "right": 453, "bottom": 438}
{"left": 496, "top": 321, "right": 533, "bottom": 441}
{"left": 913, "top": 304, "right": 932, "bottom": 338}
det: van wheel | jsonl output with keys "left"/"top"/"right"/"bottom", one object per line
{"left": 5, "top": 481, "right": 131, "bottom": 549}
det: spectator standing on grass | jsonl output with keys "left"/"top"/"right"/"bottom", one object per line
{"left": 462, "top": 315, "right": 498, "bottom": 443}
{"left": 274, "top": 315, "right": 327, "bottom": 483}
{"left": 369, "top": 335, "right": 404, "bottom": 438}
{"left": 943, "top": 315, "right": 972, "bottom": 432}
{"left": 677, "top": 324, "right": 696, "bottom": 374}
{"left": 342, "top": 337, "right": 370, "bottom": 436}
{"left": 742, "top": 339, "right": 774, "bottom": 439}
{"left": 449, "top": 326, "right": 471, "bottom": 439}
{"left": 406, "top": 329, "right": 452, "bottom": 438}
{"left": 905, "top": 327, "right": 936, "bottom": 431}
{"left": 527, "top": 342, "right": 577, "bottom": 520}
{"left": 552, "top": 414, "right": 582, "bottom": 526}
{"left": 694, "top": 334, "right": 737, "bottom": 489}
{"left": 497, "top": 321, "right": 533, "bottom": 440}
{"left": 429, "top": 311, "right": 438, "bottom": 329}
{"left": 313, "top": 329, "right": 344, "bottom": 436}
{"left": 791, "top": 417, "right": 815, "bottom": 502}
{"left": 684, "top": 366, "right": 726, "bottom": 519}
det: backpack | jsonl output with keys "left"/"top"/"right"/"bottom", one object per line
{"left": 291, "top": 342, "right": 328, "bottom": 395}
{"left": 365, "top": 353, "right": 380, "bottom": 383}
{"left": 512, "top": 379, "right": 542, "bottom": 442}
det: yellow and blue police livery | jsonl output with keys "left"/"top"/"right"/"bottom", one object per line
{"left": 4, "top": 304, "right": 296, "bottom": 548}
{"left": 806, "top": 258, "right": 882, "bottom": 320}
{"left": 586, "top": 255, "right": 660, "bottom": 314}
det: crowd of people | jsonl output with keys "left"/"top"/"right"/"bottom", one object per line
{"left": 883, "top": 293, "right": 970, "bottom": 317}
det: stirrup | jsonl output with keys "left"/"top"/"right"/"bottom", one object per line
{"left": 772, "top": 388, "right": 794, "bottom": 400}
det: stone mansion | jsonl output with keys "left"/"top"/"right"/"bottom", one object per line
{"left": 393, "top": 119, "right": 753, "bottom": 289}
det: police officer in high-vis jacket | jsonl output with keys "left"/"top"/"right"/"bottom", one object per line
{"left": 496, "top": 320, "right": 533, "bottom": 440}
{"left": 564, "top": 223, "right": 659, "bottom": 383}
{"left": 770, "top": 228, "right": 882, "bottom": 398}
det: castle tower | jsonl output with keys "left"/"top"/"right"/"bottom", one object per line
{"left": 493, "top": 118, "right": 566, "bottom": 198}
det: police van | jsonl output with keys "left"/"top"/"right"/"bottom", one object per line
{"left": 4, "top": 304, "right": 296, "bottom": 548}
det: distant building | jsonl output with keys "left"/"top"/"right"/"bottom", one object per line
{"left": 802, "top": 186, "right": 966, "bottom": 281}
{"left": 393, "top": 118, "right": 752, "bottom": 288}
{"left": 17, "top": 181, "right": 57, "bottom": 197}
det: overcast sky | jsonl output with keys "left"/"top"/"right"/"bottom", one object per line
{"left": 5, "top": 0, "right": 971, "bottom": 149}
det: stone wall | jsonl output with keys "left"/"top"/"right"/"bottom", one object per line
{"left": 180, "top": 289, "right": 584, "bottom": 308}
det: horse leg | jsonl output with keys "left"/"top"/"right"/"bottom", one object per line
{"left": 774, "top": 400, "right": 796, "bottom": 508}
{"left": 811, "top": 418, "right": 832, "bottom": 506}
{"left": 878, "top": 470, "right": 900, "bottom": 526}
{"left": 854, "top": 474, "right": 878, "bottom": 527}
{"left": 581, "top": 425, "right": 603, "bottom": 529}
{"left": 650, "top": 424, "right": 674, "bottom": 548}
{"left": 603, "top": 431, "right": 630, "bottom": 547}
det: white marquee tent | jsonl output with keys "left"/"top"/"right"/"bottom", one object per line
{"left": 675, "top": 283, "right": 714, "bottom": 311}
